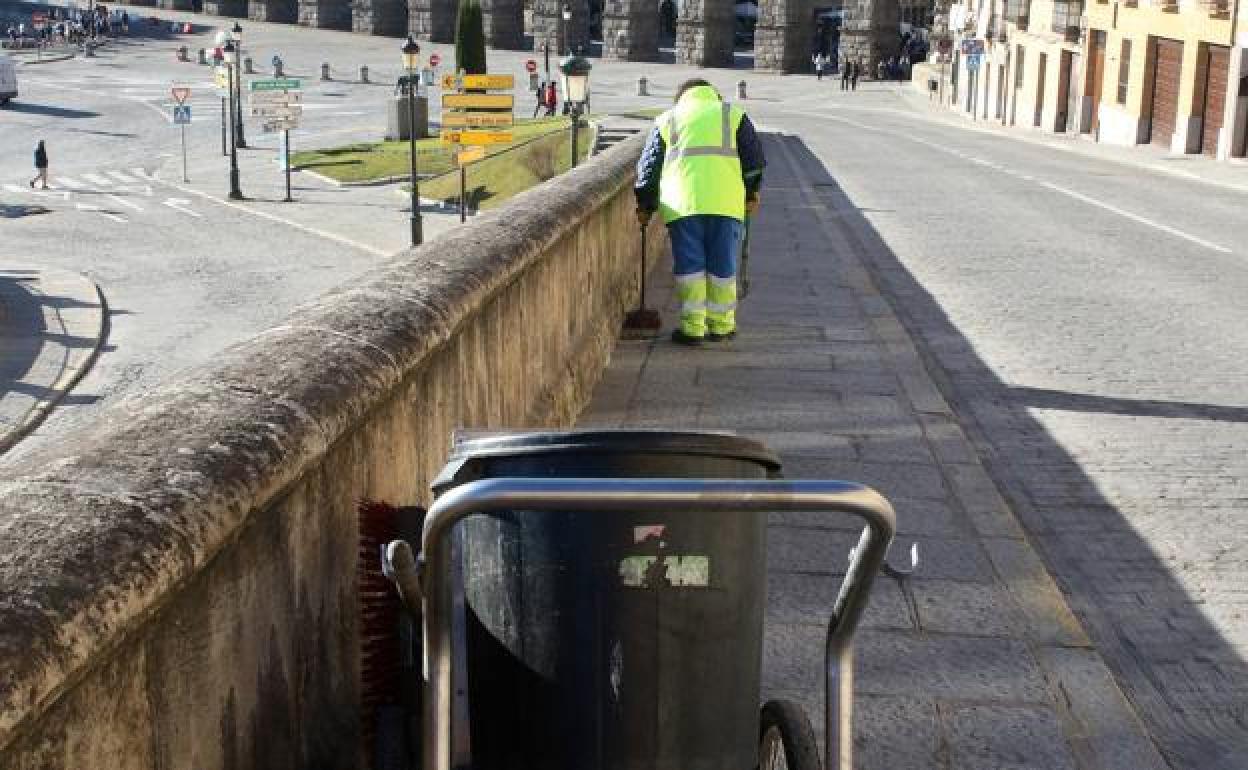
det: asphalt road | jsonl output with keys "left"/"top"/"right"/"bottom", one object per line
{"left": 2, "top": 8, "right": 1248, "bottom": 764}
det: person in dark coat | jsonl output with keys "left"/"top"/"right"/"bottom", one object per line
{"left": 850, "top": 60, "right": 860, "bottom": 90}
{"left": 29, "top": 141, "right": 49, "bottom": 189}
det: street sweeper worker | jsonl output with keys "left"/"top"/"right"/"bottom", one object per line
{"left": 634, "top": 78, "right": 765, "bottom": 345}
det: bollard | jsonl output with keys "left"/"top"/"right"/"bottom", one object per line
{"left": 737, "top": 80, "right": 748, "bottom": 99}
{"left": 272, "top": 56, "right": 283, "bottom": 77}
{"left": 243, "top": 56, "right": 254, "bottom": 74}
{"left": 176, "top": 45, "right": 188, "bottom": 62}
{"left": 321, "top": 62, "right": 331, "bottom": 81}
{"left": 84, "top": 40, "right": 95, "bottom": 57}
{"left": 197, "top": 48, "right": 207, "bottom": 65}
{"left": 638, "top": 76, "right": 648, "bottom": 96}
{"left": 359, "top": 64, "right": 369, "bottom": 83}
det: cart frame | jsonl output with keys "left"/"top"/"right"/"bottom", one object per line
{"left": 415, "top": 477, "right": 897, "bottom": 770}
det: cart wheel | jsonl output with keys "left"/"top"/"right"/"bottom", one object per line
{"left": 759, "top": 699, "right": 821, "bottom": 770}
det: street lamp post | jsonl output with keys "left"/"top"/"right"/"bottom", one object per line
{"left": 559, "top": 53, "right": 591, "bottom": 169}
{"left": 224, "top": 41, "right": 244, "bottom": 200}
{"left": 231, "top": 22, "right": 247, "bottom": 149}
{"left": 560, "top": 3, "right": 571, "bottom": 56}
{"left": 402, "top": 36, "right": 423, "bottom": 247}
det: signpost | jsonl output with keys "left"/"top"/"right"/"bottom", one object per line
{"left": 440, "top": 72, "right": 515, "bottom": 221}
{"left": 249, "top": 78, "right": 302, "bottom": 201}
{"left": 171, "top": 86, "right": 192, "bottom": 182}
{"left": 215, "top": 66, "right": 230, "bottom": 156}
{"left": 526, "top": 59, "right": 539, "bottom": 91}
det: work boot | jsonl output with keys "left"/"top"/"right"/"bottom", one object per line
{"left": 671, "top": 329, "right": 704, "bottom": 347}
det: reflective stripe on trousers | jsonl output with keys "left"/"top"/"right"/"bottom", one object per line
{"left": 675, "top": 271, "right": 709, "bottom": 337}
{"left": 706, "top": 274, "right": 737, "bottom": 335}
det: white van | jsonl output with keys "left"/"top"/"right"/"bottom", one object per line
{"left": 0, "top": 54, "right": 17, "bottom": 105}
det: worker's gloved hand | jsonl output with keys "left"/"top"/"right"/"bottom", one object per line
{"left": 745, "top": 194, "right": 761, "bottom": 216}
{"left": 637, "top": 207, "right": 653, "bottom": 227}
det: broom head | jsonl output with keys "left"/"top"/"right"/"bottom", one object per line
{"left": 621, "top": 307, "right": 662, "bottom": 339}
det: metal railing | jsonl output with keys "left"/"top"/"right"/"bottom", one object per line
{"left": 415, "top": 477, "right": 897, "bottom": 770}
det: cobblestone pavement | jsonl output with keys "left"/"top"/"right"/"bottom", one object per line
{"left": 579, "top": 134, "right": 1167, "bottom": 769}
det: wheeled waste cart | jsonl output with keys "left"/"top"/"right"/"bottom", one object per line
{"left": 383, "top": 430, "right": 896, "bottom": 770}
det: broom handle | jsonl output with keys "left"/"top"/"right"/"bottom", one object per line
{"left": 639, "top": 222, "right": 647, "bottom": 309}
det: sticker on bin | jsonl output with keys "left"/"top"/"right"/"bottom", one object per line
{"left": 619, "top": 555, "right": 709, "bottom": 588}
{"left": 633, "top": 525, "right": 666, "bottom": 544}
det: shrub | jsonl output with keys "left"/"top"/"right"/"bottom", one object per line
{"left": 454, "top": 0, "right": 487, "bottom": 75}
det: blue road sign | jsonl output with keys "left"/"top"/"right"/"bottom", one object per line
{"left": 173, "top": 105, "right": 192, "bottom": 125}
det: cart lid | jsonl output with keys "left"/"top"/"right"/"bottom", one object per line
{"left": 432, "top": 430, "right": 782, "bottom": 491}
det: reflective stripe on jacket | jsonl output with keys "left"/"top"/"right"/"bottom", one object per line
{"left": 656, "top": 86, "right": 746, "bottom": 223}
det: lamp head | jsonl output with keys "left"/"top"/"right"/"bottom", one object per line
{"left": 401, "top": 36, "right": 420, "bottom": 71}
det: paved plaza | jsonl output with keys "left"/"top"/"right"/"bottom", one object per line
{"left": 3, "top": 5, "right": 1248, "bottom": 766}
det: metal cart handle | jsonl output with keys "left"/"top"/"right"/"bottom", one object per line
{"left": 416, "top": 477, "right": 897, "bottom": 770}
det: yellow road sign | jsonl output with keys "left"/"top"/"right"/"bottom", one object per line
{"left": 441, "top": 130, "right": 514, "bottom": 145}
{"left": 456, "top": 146, "right": 486, "bottom": 165}
{"left": 441, "top": 93, "right": 514, "bottom": 109}
{"left": 440, "top": 73, "right": 515, "bottom": 91}
{"left": 441, "top": 112, "right": 515, "bottom": 128}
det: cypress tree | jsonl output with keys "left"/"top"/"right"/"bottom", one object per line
{"left": 454, "top": 0, "right": 487, "bottom": 75}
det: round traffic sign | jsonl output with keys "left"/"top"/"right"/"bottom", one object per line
{"left": 430, "top": 53, "right": 441, "bottom": 67}
{"left": 525, "top": 59, "right": 537, "bottom": 73}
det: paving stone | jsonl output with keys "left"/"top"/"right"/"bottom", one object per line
{"left": 912, "top": 579, "right": 1027, "bottom": 637}
{"left": 945, "top": 704, "right": 1078, "bottom": 770}
{"left": 767, "top": 570, "right": 913, "bottom": 631}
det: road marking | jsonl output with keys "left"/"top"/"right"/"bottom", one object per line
{"left": 108, "top": 170, "right": 141, "bottom": 184}
{"left": 56, "top": 177, "right": 84, "bottom": 189}
{"left": 76, "top": 203, "right": 126, "bottom": 223}
{"left": 158, "top": 180, "right": 390, "bottom": 257}
{"left": 107, "top": 194, "right": 143, "bottom": 212}
{"left": 162, "top": 198, "right": 202, "bottom": 218}
{"left": 797, "top": 112, "right": 1235, "bottom": 256}
{"left": 6, "top": 184, "right": 72, "bottom": 201}
{"left": 1036, "top": 180, "right": 1232, "bottom": 253}
{"left": 82, "top": 173, "right": 113, "bottom": 187}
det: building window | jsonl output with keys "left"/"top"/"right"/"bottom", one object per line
{"left": 1117, "top": 39, "right": 1131, "bottom": 104}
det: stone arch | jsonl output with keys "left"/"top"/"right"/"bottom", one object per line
{"left": 754, "top": 0, "right": 816, "bottom": 72}
{"left": 353, "top": 0, "right": 408, "bottom": 35}
{"left": 299, "top": 0, "right": 352, "bottom": 29}
{"left": 675, "top": 0, "right": 733, "bottom": 67}
{"left": 250, "top": 0, "right": 299, "bottom": 22}
{"left": 203, "top": 0, "right": 249, "bottom": 16}
{"left": 602, "top": 0, "right": 660, "bottom": 61}
{"left": 408, "top": 0, "right": 458, "bottom": 42}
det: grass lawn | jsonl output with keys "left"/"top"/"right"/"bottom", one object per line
{"left": 290, "top": 117, "right": 572, "bottom": 184}
{"left": 418, "top": 123, "right": 593, "bottom": 211}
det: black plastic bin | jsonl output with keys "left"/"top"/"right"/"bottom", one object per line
{"left": 429, "top": 430, "right": 782, "bottom": 770}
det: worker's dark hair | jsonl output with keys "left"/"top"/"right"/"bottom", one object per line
{"left": 674, "top": 78, "right": 716, "bottom": 102}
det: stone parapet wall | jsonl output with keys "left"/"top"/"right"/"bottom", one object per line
{"left": 0, "top": 135, "right": 665, "bottom": 770}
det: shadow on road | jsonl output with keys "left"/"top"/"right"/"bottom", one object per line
{"left": 776, "top": 135, "right": 1248, "bottom": 768}
{"left": 5, "top": 103, "right": 100, "bottom": 119}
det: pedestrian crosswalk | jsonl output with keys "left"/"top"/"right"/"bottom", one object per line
{"left": 4, "top": 167, "right": 200, "bottom": 224}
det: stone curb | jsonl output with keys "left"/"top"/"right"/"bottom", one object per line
{"left": 0, "top": 270, "right": 108, "bottom": 456}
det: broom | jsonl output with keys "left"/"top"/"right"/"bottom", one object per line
{"left": 621, "top": 221, "right": 662, "bottom": 339}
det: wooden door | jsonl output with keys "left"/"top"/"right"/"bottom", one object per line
{"left": 1087, "top": 31, "right": 1106, "bottom": 133}
{"left": 1056, "top": 50, "right": 1073, "bottom": 132}
{"left": 1150, "top": 38, "right": 1183, "bottom": 147}
{"left": 1201, "top": 45, "right": 1230, "bottom": 155}
{"left": 1035, "top": 52, "right": 1048, "bottom": 126}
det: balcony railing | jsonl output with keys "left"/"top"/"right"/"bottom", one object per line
{"left": 1051, "top": 0, "right": 1082, "bottom": 41}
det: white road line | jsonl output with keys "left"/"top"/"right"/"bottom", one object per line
{"left": 76, "top": 203, "right": 126, "bottom": 223}
{"left": 1037, "top": 180, "right": 1233, "bottom": 253}
{"left": 158, "top": 180, "right": 390, "bottom": 257}
{"left": 800, "top": 111, "right": 1235, "bottom": 255}
{"left": 56, "top": 177, "right": 84, "bottom": 189}
{"left": 162, "top": 198, "right": 202, "bottom": 218}
{"left": 82, "top": 173, "right": 113, "bottom": 187}
{"left": 107, "top": 194, "right": 143, "bottom": 212}
{"left": 107, "top": 170, "right": 141, "bottom": 184}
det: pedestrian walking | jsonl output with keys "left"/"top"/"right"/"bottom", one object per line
{"left": 533, "top": 79, "right": 545, "bottom": 118}
{"left": 29, "top": 141, "right": 49, "bottom": 190}
{"left": 840, "top": 58, "right": 850, "bottom": 90}
{"left": 850, "top": 60, "right": 860, "bottom": 90}
{"left": 634, "top": 79, "right": 766, "bottom": 346}
{"left": 812, "top": 52, "right": 827, "bottom": 81}
{"left": 543, "top": 80, "right": 558, "bottom": 117}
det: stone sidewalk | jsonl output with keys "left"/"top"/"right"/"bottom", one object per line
{"left": 577, "top": 135, "right": 1168, "bottom": 768}
{"left": 0, "top": 268, "right": 106, "bottom": 455}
